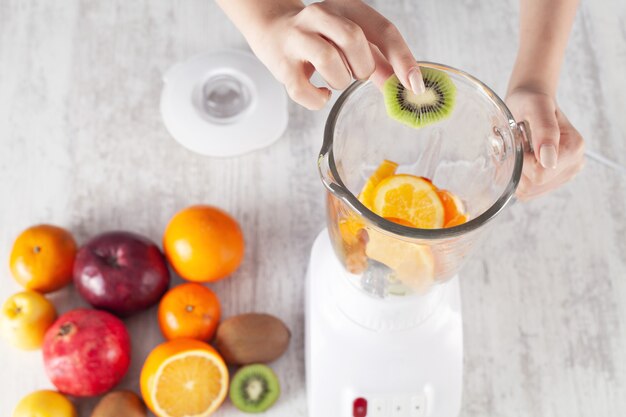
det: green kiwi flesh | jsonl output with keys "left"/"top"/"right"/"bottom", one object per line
{"left": 229, "top": 364, "right": 280, "bottom": 413}
{"left": 383, "top": 67, "right": 456, "bottom": 128}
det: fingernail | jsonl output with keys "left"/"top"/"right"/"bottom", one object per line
{"left": 408, "top": 67, "right": 426, "bottom": 95}
{"left": 539, "top": 144, "right": 558, "bottom": 169}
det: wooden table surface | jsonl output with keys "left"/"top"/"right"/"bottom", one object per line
{"left": 1, "top": 1, "right": 625, "bottom": 416}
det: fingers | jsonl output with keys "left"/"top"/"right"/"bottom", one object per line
{"left": 298, "top": 4, "right": 375, "bottom": 80}
{"left": 369, "top": 43, "right": 394, "bottom": 88}
{"left": 517, "top": 107, "right": 585, "bottom": 200}
{"left": 293, "top": 32, "right": 352, "bottom": 90}
{"left": 517, "top": 160, "right": 585, "bottom": 200}
{"left": 336, "top": 0, "right": 424, "bottom": 93}
{"left": 283, "top": 62, "right": 332, "bottom": 110}
{"left": 524, "top": 98, "right": 561, "bottom": 168}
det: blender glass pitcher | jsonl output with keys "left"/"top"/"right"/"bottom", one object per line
{"left": 318, "top": 63, "right": 530, "bottom": 297}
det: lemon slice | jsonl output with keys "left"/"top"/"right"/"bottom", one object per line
{"left": 372, "top": 174, "right": 445, "bottom": 229}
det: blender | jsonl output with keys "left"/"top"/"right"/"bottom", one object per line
{"left": 305, "top": 63, "right": 532, "bottom": 417}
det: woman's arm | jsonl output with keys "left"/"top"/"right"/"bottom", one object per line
{"left": 508, "top": 0, "right": 579, "bottom": 97}
{"left": 506, "top": 0, "right": 584, "bottom": 199}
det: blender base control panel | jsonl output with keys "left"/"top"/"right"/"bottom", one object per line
{"left": 352, "top": 394, "right": 427, "bottom": 417}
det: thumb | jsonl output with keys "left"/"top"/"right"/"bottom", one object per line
{"left": 528, "top": 109, "right": 560, "bottom": 169}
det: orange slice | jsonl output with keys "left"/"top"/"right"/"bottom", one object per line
{"left": 358, "top": 160, "right": 398, "bottom": 209}
{"left": 338, "top": 216, "right": 364, "bottom": 246}
{"left": 140, "top": 339, "right": 229, "bottom": 417}
{"left": 365, "top": 228, "right": 435, "bottom": 292}
{"left": 372, "top": 174, "right": 445, "bottom": 229}
{"left": 444, "top": 214, "right": 468, "bottom": 228}
{"left": 437, "top": 190, "right": 465, "bottom": 224}
{"left": 384, "top": 217, "right": 415, "bottom": 227}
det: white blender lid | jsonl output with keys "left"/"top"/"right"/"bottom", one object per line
{"left": 160, "top": 50, "right": 288, "bottom": 157}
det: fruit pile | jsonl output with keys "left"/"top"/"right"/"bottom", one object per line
{"left": 335, "top": 159, "right": 469, "bottom": 292}
{"left": 358, "top": 159, "right": 467, "bottom": 229}
{"left": 2, "top": 205, "right": 290, "bottom": 417}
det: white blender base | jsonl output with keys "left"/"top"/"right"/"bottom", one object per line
{"left": 306, "top": 230, "right": 463, "bottom": 417}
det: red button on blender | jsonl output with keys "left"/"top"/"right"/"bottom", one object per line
{"left": 353, "top": 397, "right": 368, "bottom": 416}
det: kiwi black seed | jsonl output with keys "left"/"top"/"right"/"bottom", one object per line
{"left": 383, "top": 67, "right": 456, "bottom": 129}
{"left": 229, "top": 364, "right": 280, "bottom": 413}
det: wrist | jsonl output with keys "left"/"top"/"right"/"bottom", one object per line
{"left": 507, "top": 59, "right": 558, "bottom": 99}
{"left": 506, "top": 81, "right": 555, "bottom": 99}
{"left": 239, "top": 1, "right": 304, "bottom": 40}
{"left": 216, "top": 0, "right": 304, "bottom": 44}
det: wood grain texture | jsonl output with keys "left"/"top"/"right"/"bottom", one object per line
{"left": 0, "top": 1, "right": 624, "bottom": 416}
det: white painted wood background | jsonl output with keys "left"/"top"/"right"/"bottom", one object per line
{"left": 1, "top": 0, "right": 625, "bottom": 416}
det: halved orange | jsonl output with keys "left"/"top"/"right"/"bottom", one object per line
{"left": 358, "top": 160, "right": 398, "bottom": 209}
{"left": 140, "top": 339, "right": 229, "bottom": 417}
{"left": 372, "top": 174, "right": 445, "bottom": 229}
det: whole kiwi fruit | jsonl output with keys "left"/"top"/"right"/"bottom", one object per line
{"left": 91, "top": 390, "right": 146, "bottom": 417}
{"left": 214, "top": 313, "right": 290, "bottom": 365}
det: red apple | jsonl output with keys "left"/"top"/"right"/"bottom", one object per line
{"left": 73, "top": 231, "right": 170, "bottom": 316}
{"left": 43, "top": 308, "right": 131, "bottom": 396}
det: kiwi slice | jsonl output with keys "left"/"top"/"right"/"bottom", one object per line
{"left": 230, "top": 364, "right": 280, "bottom": 413}
{"left": 383, "top": 68, "right": 456, "bottom": 128}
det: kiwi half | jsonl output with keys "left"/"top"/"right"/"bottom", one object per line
{"left": 383, "top": 67, "right": 456, "bottom": 129}
{"left": 230, "top": 364, "right": 280, "bottom": 413}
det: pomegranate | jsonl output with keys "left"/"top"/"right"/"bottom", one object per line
{"left": 42, "top": 308, "right": 131, "bottom": 396}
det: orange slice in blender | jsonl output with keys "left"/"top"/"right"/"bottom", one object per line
{"left": 358, "top": 159, "right": 398, "bottom": 210}
{"left": 444, "top": 214, "right": 468, "bottom": 228}
{"left": 437, "top": 190, "right": 465, "bottom": 224}
{"left": 372, "top": 174, "right": 445, "bottom": 229}
{"left": 365, "top": 228, "right": 435, "bottom": 292}
{"left": 384, "top": 217, "right": 415, "bottom": 227}
{"left": 338, "top": 216, "right": 364, "bottom": 246}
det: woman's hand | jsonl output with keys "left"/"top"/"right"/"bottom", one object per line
{"left": 506, "top": 88, "right": 585, "bottom": 200}
{"left": 221, "top": 0, "right": 423, "bottom": 110}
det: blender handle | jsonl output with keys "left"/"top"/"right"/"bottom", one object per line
{"left": 517, "top": 120, "right": 534, "bottom": 154}
{"left": 509, "top": 120, "right": 534, "bottom": 206}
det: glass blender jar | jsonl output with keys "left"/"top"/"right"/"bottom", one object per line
{"left": 319, "top": 62, "right": 530, "bottom": 298}
{"left": 306, "top": 63, "right": 532, "bottom": 417}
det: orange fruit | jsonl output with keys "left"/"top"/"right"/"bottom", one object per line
{"left": 140, "top": 338, "right": 229, "bottom": 417}
{"left": 372, "top": 175, "right": 445, "bottom": 229}
{"left": 158, "top": 283, "right": 221, "bottom": 341}
{"left": 10, "top": 224, "right": 77, "bottom": 293}
{"left": 358, "top": 159, "right": 398, "bottom": 209}
{"left": 163, "top": 206, "right": 244, "bottom": 282}
{"left": 437, "top": 190, "right": 465, "bottom": 224}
